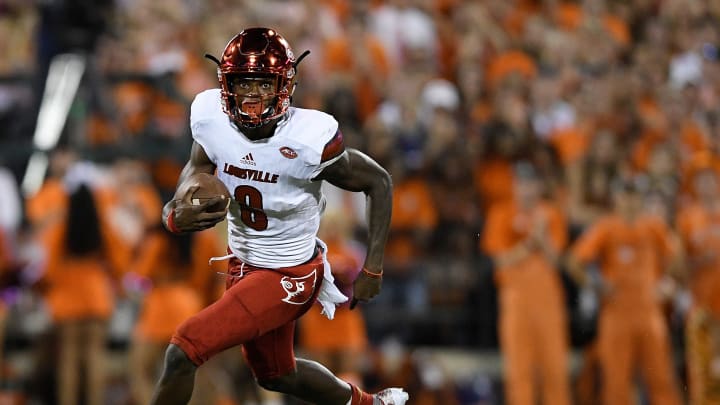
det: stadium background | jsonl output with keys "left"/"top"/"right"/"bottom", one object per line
{"left": 0, "top": 0, "right": 718, "bottom": 404}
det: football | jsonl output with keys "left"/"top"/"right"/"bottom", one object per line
{"left": 180, "top": 173, "right": 231, "bottom": 212}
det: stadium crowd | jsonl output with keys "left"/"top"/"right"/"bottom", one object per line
{"left": 1, "top": 0, "right": 720, "bottom": 404}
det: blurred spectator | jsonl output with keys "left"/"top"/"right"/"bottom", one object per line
{"left": 0, "top": 1, "right": 36, "bottom": 74}
{"left": 677, "top": 168, "right": 720, "bottom": 404}
{"left": 566, "top": 130, "right": 626, "bottom": 230}
{"left": 427, "top": 145, "right": 479, "bottom": 257}
{"left": 485, "top": 48, "right": 537, "bottom": 92}
{"left": 382, "top": 158, "right": 435, "bottom": 313}
{"left": 322, "top": 11, "right": 391, "bottom": 123}
{"left": 567, "top": 178, "right": 682, "bottom": 405}
{"left": 681, "top": 111, "right": 720, "bottom": 202}
{"left": 26, "top": 149, "right": 77, "bottom": 232}
{"left": 481, "top": 161, "right": 571, "bottom": 405}
{"left": 474, "top": 88, "right": 533, "bottom": 214}
{"left": 0, "top": 221, "right": 12, "bottom": 374}
{"left": 643, "top": 142, "right": 681, "bottom": 205}
{"left": 2, "top": 0, "right": 720, "bottom": 403}
{"left": 37, "top": 182, "right": 128, "bottom": 405}
{"left": 299, "top": 210, "right": 368, "bottom": 386}
{"left": 127, "top": 227, "right": 223, "bottom": 405}
{"left": 366, "top": 338, "right": 459, "bottom": 405}
{"left": 368, "top": 0, "right": 438, "bottom": 69}
{"left": 0, "top": 166, "right": 20, "bottom": 234}
{"left": 633, "top": 86, "right": 708, "bottom": 172}
{"left": 530, "top": 73, "right": 576, "bottom": 142}
{"left": 106, "top": 159, "right": 163, "bottom": 248}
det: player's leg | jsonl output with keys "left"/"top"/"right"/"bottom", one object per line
{"left": 151, "top": 266, "right": 282, "bottom": 405}
{"left": 150, "top": 343, "right": 198, "bottom": 405}
{"left": 245, "top": 321, "right": 349, "bottom": 403}
{"left": 258, "top": 358, "right": 352, "bottom": 404}
{"left": 149, "top": 292, "right": 253, "bottom": 404}
{"left": 295, "top": 358, "right": 409, "bottom": 405}
{"left": 245, "top": 321, "right": 407, "bottom": 405}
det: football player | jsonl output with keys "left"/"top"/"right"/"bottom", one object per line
{"left": 151, "top": 28, "right": 407, "bottom": 405}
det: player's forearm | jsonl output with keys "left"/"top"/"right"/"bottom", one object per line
{"left": 363, "top": 172, "right": 392, "bottom": 272}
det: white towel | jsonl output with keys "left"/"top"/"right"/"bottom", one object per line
{"left": 315, "top": 238, "right": 349, "bottom": 320}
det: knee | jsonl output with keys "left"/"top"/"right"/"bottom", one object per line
{"left": 257, "top": 372, "right": 297, "bottom": 394}
{"left": 163, "top": 344, "right": 197, "bottom": 376}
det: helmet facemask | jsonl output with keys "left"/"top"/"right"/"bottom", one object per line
{"left": 221, "top": 73, "right": 292, "bottom": 128}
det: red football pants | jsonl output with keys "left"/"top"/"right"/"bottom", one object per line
{"left": 171, "top": 250, "right": 324, "bottom": 380}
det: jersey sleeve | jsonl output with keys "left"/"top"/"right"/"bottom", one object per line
{"left": 189, "top": 89, "right": 222, "bottom": 164}
{"left": 321, "top": 130, "right": 346, "bottom": 164}
{"left": 295, "top": 110, "right": 342, "bottom": 178}
{"left": 313, "top": 130, "right": 347, "bottom": 174}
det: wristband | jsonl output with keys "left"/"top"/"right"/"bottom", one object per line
{"left": 166, "top": 208, "right": 180, "bottom": 233}
{"left": 361, "top": 267, "right": 383, "bottom": 278}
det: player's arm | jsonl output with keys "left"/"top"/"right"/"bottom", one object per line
{"left": 317, "top": 149, "right": 392, "bottom": 272}
{"left": 162, "top": 142, "right": 226, "bottom": 233}
{"left": 315, "top": 148, "right": 393, "bottom": 305}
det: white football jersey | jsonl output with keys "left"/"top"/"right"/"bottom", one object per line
{"left": 190, "top": 89, "right": 345, "bottom": 268}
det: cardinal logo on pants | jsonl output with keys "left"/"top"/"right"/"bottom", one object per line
{"left": 280, "top": 269, "right": 317, "bottom": 305}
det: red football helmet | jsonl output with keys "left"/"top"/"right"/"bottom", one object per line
{"left": 207, "top": 28, "right": 309, "bottom": 127}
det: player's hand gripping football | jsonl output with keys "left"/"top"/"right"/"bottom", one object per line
{"left": 350, "top": 268, "right": 383, "bottom": 310}
{"left": 171, "top": 186, "right": 229, "bottom": 232}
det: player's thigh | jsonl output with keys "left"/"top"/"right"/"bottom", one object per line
{"left": 174, "top": 256, "right": 323, "bottom": 365}
{"left": 172, "top": 288, "right": 260, "bottom": 365}
{"left": 229, "top": 264, "right": 323, "bottom": 336}
{"left": 242, "top": 320, "right": 297, "bottom": 381}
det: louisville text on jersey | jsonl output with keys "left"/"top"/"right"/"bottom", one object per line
{"left": 223, "top": 163, "right": 279, "bottom": 184}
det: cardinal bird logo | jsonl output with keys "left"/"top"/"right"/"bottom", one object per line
{"left": 280, "top": 269, "right": 317, "bottom": 305}
{"left": 279, "top": 146, "right": 298, "bottom": 159}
